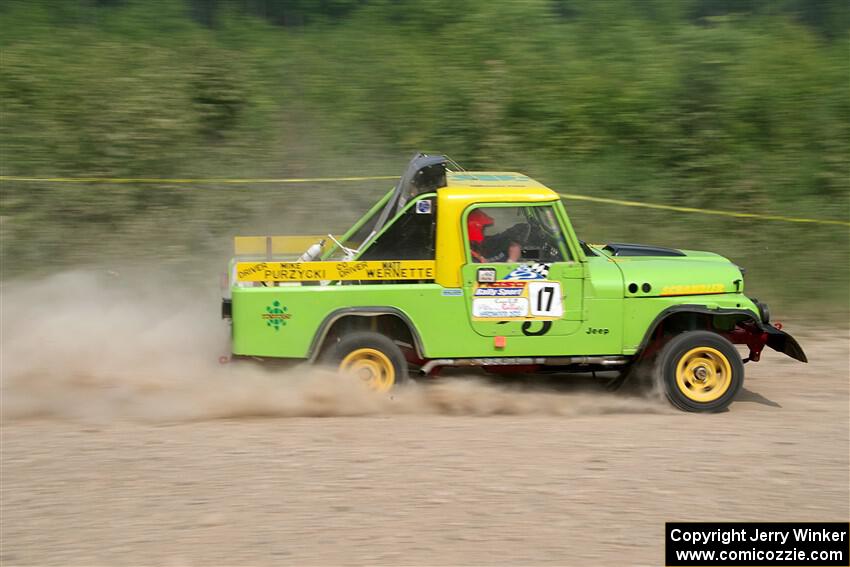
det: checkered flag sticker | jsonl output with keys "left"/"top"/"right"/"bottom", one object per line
{"left": 504, "top": 262, "right": 551, "bottom": 280}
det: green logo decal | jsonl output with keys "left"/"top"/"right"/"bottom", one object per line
{"left": 262, "top": 300, "right": 291, "bottom": 331}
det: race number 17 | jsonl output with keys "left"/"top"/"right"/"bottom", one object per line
{"left": 528, "top": 281, "right": 564, "bottom": 317}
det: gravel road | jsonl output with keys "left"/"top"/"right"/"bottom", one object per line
{"left": 1, "top": 275, "right": 847, "bottom": 566}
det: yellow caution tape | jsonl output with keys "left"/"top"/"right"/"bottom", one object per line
{"left": 0, "top": 175, "right": 398, "bottom": 184}
{"left": 557, "top": 192, "right": 850, "bottom": 227}
{"left": 1, "top": 175, "right": 846, "bottom": 227}
{"left": 236, "top": 260, "right": 435, "bottom": 282}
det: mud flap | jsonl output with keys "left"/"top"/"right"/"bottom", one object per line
{"left": 761, "top": 323, "right": 807, "bottom": 363}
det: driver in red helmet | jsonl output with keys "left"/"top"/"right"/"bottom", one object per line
{"left": 468, "top": 208, "right": 494, "bottom": 262}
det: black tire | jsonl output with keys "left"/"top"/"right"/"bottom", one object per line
{"left": 321, "top": 331, "right": 408, "bottom": 391}
{"left": 656, "top": 331, "right": 744, "bottom": 412}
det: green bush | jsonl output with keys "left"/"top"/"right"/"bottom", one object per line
{"left": 0, "top": 0, "right": 847, "bottom": 318}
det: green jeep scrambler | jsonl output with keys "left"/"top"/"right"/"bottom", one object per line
{"left": 222, "top": 154, "right": 806, "bottom": 412}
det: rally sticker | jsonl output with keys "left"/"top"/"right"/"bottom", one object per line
{"left": 474, "top": 287, "right": 524, "bottom": 297}
{"left": 528, "top": 281, "right": 563, "bottom": 317}
{"left": 503, "top": 263, "right": 551, "bottom": 281}
{"left": 472, "top": 280, "right": 563, "bottom": 321}
{"left": 236, "top": 260, "right": 435, "bottom": 282}
{"left": 473, "top": 297, "right": 529, "bottom": 319}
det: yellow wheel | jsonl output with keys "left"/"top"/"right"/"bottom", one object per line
{"left": 322, "top": 331, "right": 408, "bottom": 392}
{"left": 674, "top": 347, "right": 732, "bottom": 403}
{"left": 658, "top": 331, "right": 743, "bottom": 412}
{"left": 340, "top": 348, "right": 396, "bottom": 392}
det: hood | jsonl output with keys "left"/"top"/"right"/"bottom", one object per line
{"left": 593, "top": 243, "right": 745, "bottom": 298}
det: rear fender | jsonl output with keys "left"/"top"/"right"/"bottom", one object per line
{"left": 307, "top": 307, "right": 425, "bottom": 362}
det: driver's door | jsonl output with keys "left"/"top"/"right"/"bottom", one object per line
{"left": 461, "top": 204, "right": 583, "bottom": 338}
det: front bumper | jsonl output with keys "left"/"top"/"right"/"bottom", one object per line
{"left": 761, "top": 323, "right": 807, "bottom": 363}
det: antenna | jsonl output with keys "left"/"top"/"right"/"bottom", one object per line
{"left": 444, "top": 155, "right": 466, "bottom": 172}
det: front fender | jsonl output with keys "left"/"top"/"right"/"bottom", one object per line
{"left": 635, "top": 304, "right": 808, "bottom": 363}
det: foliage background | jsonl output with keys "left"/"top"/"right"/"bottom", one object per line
{"left": 1, "top": 0, "right": 848, "bottom": 319}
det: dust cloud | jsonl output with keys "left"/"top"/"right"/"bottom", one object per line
{"left": 0, "top": 271, "right": 666, "bottom": 423}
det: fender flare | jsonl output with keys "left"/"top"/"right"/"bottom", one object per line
{"left": 634, "top": 304, "right": 807, "bottom": 363}
{"left": 307, "top": 307, "right": 426, "bottom": 362}
{"left": 635, "top": 304, "right": 760, "bottom": 355}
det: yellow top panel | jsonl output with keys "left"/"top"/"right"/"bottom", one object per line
{"left": 446, "top": 171, "right": 552, "bottom": 190}
{"left": 435, "top": 171, "right": 561, "bottom": 287}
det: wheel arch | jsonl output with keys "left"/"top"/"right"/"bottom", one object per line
{"left": 307, "top": 307, "right": 426, "bottom": 362}
{"left": 635, "top": 304, "right": 761, "bottom": 360}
